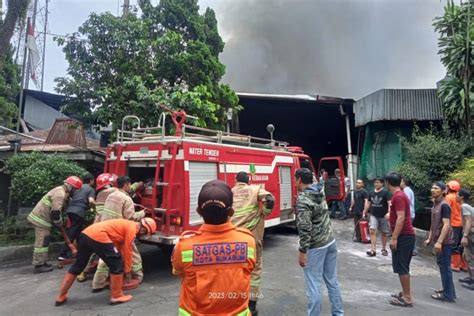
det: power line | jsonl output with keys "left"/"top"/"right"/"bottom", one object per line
{"left": 37, "top": 31, "right": 89, "bottom": 42}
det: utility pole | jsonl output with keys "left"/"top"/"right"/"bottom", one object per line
{"left": 122, "top": 0, "right": 130, "bottom": 17}
{"left": 40, "top": 0, "right": 48, "bottom": 91}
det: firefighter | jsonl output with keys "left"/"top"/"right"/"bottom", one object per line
{"left": 172, "top": 180, "right": 256, "bottom": 315}
{"left": 231, "top": 171, "right": 275, "bottom": 315}
{"left": 27, "top": 176, "right": 83, "bottom": 274}
{"left": 446, "top": 180, "right": 469, "bottom": 272}
{"left": 94, "top": 173, "right": 118, "bottom": 223}
{"left": 91, "top": 176, "right": 146, "bottom": 292}
{"left": 76, "top": 173, "right": 118, "bottom": 282}
{"left": 54, "top": 217, "right": 157, "bottom": 306}
{"left": 129, "top": 181, "right": 144, "bottom": 203}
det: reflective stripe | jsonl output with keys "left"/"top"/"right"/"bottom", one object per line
{"left": 28, "top": 213, "right": 52, "bottom": 228}
{"left": 132, "top": 263, "right": 142, "bottom": 272}
{"left": 179, "top": 307, "right": 192, "bottom": 316}
{"left": 33, "top": 247, "right": 49, "bottom": 253}
{"left": 250, "top": 279, "right": 261, "bottom": 286}
{"left": 41, "top": 196, "right": 52, "bottom": 207}
{"left": 234, "top": 205, "right": 256, "bottom": 216}
{"left": 101, "top": 208, "right": 121, "bottom": 218}
{"left": 247, "top": 247, "right": 255, "bottom": 259}
{"left": 236, "top": 308, "right": 250, "bottom": 316}
{"left": 181, "top": 250, "right": 193, "bottom": 262}
{"left": 262, "top": 206, "right": 272, "bottom": 215}
{"left": 245, "top": 217, "right": 260, "bottom": 229}
{"left": 96, "top": 267, "right": 109, "bottom": 273}
{"left": 96, "top": 205, "right": 105, "bottom": 212}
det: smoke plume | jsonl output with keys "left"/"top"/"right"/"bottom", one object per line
{"left": 206, "top": 0, "right": 445, "bottom": 99}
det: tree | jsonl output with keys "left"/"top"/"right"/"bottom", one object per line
{"left": 0, "top": 0, "right": 29, "bottom": 128}
{"left": 396, "top": 125, "right": 470, "bottom": 200}
{"left": 0, "top": 50, "right": 19, "bottom": 128}
{"left": 433, "top": 0, "right": 474, "bottom": 137}
{"left": 0, "top": 0, "right": 30, "bottom": 60}
{"left": 55, "top": 0, "right": 240, "bottom": 131}
{"left": 4, "top": 152, "right": 88, "bottom": 206}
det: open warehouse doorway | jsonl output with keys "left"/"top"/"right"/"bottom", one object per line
{"left": 235, "top": 93, "right": 358, "bottom": 177}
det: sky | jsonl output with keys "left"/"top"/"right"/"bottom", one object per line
{"left": 33, "top": 0, "right": 446, "bottom": 100}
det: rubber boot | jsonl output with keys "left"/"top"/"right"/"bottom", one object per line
{"left": 248, "top": 300, "right": 258, "bottom": 316}
{"left": 55, "top": 272, "right": 76, "bottom": 306}
{"left": 451, "top": 253, "right": 461, "bottom": 272}
{"left": 34, "top": 264, "right": 53, "bottom": 274}
{"left": 109, "top": 274, "right": 132, "bottom": 305}
{"left": 76, "top": 272, "right": 87, "bottom": 282}
{"left": 460, "top": 258, "right": 469, "bottom": 272}
{"left": 123, "top": 278, "right": 140, "bottom": 290}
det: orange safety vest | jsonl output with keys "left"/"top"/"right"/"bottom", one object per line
{"left": 83, "top": 219, "right": 138, "bottom": 273}
{"left": 446, "top": 193, "right": 462, "bottom": 227}
{"left": 172, "top": 222, "right": 256, "bottom": 316}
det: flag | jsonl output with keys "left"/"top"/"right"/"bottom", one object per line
{"left": 26, "top": 20, "right": 40, "bottom": 85}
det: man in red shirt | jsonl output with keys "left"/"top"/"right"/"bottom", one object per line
{"left": 385, "top": 172, "right": 415, "bottom": 307}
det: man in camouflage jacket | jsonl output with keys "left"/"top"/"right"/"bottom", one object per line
{"left": 295, "top": 168, "right": 343, "bottom": 316}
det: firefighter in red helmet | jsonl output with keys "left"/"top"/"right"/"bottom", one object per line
{"left": 27, "top": 176, "right": 83, "bottom": 274}
{"left": 446, "top": 180, "right": 469, "bottom": 272}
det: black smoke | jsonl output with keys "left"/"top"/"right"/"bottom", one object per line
{"left": 207, "top": 0, "right": 445, "bottom": 99}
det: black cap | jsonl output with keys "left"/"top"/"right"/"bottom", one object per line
{"left": 433, "top": 181, "right": 447, "bottom": 191}
{"left": 198, "top": 180, "right": 233, "bottom": 210}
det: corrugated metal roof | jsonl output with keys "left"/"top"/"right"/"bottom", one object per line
{"left": 237, "top": 92, "right": 354, "bottom": 104}
{"left": 0, "top": 128, "right": 100, "bottom": 148}
{"left": 354, "top": 89, "right": 443, "bottom": 127}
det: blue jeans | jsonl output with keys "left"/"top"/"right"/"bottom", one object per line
{"left": 303, "top": 241, "right": 344, "bottom": 316}
{"left": 330, "top": 201, "right": 347, "bottom": 218}
{"left": 436, "top": 244, "right": 456, "bottom": 300}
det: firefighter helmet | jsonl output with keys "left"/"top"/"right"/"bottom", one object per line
{"left": 96, "top": 173, "right": 112, "bottom": 190}
{"left": 447, "top": 180, "right": 461, "bottom": 192}
{"left": 64, "top": 176, "right": 83, "bottom": 190}
{"left": 109, "top": 174, "right": 118, "bottom": 187}
{"left": 140, "top": 217, "right": 157, "bottom": 236}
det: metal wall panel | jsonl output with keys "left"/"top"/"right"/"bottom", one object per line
{"left": 279, "top": 166, "right": 292, "bottom": 210}
{"left": 355, "top": 89, "right": 443, "bottom": 127}
{"left": 188, "top": 162, "right": 218, "bottom": 225}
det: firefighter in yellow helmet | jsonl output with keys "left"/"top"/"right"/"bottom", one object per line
{"left": 91, "top": 175, "right": 146, "bottom": 292}
{"left": 231, "top": 171, "right": 275, "bottom": 315}
{"left": 27, "top": 176, "right": 83, "bottom": 273}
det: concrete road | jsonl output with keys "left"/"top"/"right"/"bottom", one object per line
{"left": 0, "top": 219, "right": 472, "bottom": 316}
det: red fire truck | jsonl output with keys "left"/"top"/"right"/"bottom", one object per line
{"left": 104, "top": 110, "right": 345, "bottom": 246}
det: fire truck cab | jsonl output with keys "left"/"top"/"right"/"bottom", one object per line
{"left": 105, "top": 111, "right": 346, "bottom": 245}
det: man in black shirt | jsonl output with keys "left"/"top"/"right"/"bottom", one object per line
{"left": 58, "top": 174, "right": 96, "bottom": 261}
{"left": 350, "top": 179, "right": 369, "bottom": 242}
{"left": 364, "top": 177, "right": 391, "bottom": 256}
{"left": 424, "top": 182, "right": 456, "bottom": 302}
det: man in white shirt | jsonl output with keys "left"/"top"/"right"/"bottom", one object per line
{"left": 457, "top": 189, "right": 474, "bottom": 290}
{"left": 401, "top": 177, "right": 416, "bottom": 255}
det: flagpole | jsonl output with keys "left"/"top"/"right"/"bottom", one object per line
{"left": 7, "top": 18, "right": 30, "bottom": 217}
{"left": 16, "top": 18, "right": 30, "bottom": 134}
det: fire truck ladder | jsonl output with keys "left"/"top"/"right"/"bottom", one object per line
{"left": 118, "top": 114, "right": 289, "bottom": 151}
